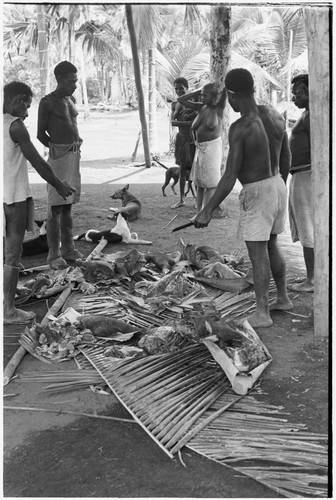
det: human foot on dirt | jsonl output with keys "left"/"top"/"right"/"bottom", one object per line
{"left": 245, "top": 312, "right": 273, "bottom": 328}
{"left": 171, "top": 201, "right": 185, "bottom": 209}
{"left": 48, "top": 256, "right": 68, "bottom": 270}
{"left": 4, "top": 308, "right": 36, "bottom": 325}
{"left": 269, "top": 298, "right": 294, "bottom": 311}
{"left": 288, "top": 280, "right": 314, "bottom": 293}
{"left": 62, "top": 248, "right": 83, "bottom": 261}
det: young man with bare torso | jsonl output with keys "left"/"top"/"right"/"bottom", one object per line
{"left": 287, "top": 74, "right": 314, "bottom": 293}
{"left": 37, "top": 61, "right": 83, "bottom": 270}
{"left": 170, "top": 77, "right": 197, "bottom": 209}
{"left": 193, "top": 68, "right": 293, "bottom": 328}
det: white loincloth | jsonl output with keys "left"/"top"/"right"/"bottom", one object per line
{"left": 190, "top": 136, "right": 222, "bottom": 188}
{"left": 288, "top": 169, "right": 314, "bottom": 248}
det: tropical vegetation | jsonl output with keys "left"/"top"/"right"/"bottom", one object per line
{"left": 3, "top": 3, "right": 308, "bottom": 159}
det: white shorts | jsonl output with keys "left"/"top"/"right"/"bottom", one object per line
{"left": 238, "top": 174, "right": 287, "bottom": 241}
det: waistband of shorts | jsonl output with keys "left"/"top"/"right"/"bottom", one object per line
{"left": 241, "top": 173, "right": 280, "bottom": 188}
{"left": 49, "top": 141, "right": 82, "bottom": 153}
{"left": 290, "top": 164, "right": 311, "bottom": 175}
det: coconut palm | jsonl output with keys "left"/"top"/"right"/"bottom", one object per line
{"left": 125, "top": 4, "right": 151, "bottom": 167}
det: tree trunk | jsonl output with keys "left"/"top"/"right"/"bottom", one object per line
{"left": 304, "top": 7, "right": 330, "bottom": 337}
{"left": 125, "top": 5, "right": 151, "bottom": 167}
{"left": 79, "top": 46, "right": 90, "bottom": 119}
{"left": 36, "top": 4, "right": 48, "bottom": 98}
{"left": 148, "top": 45, "right": 159, "bottom": 154}
{"left": 210, "top": 5, "right": 231, "bottom": 173}
{"left": 68, "top": 5, "right": 76, "bottom": 64}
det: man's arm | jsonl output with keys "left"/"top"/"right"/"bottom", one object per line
{"left": 279, "top": 131, "right": 291, "bottom": 183}
{"left": 193, "top": 123, "right": 243, "bottom": 227}
{"left": 10, "top": 120, "right": 75, "bottom": 200}
{"left": 177, "top": 90, "right": 203, "bottom": 111}
{"left": 170, "top": 101, "right": 194, "bottom": 127}
{"left": 217, "top": 87, "right": 227, "bottom": 110}
{"left": 37, "top": 98, "right": 51, "bottom": 147}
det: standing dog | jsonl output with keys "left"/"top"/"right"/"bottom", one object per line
{"left": 161, "top": 166, "right": 195, "bottom": 198}
{"left": 109, "top": 184, "right": 141, "bottom": 222}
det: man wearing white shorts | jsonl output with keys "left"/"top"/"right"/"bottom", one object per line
{"left": 193, "top": 69, "right": 293, "bottom": 328}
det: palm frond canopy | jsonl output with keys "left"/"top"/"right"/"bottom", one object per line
{"left": 76, "top": 20, "right": 122, "bottom": 61}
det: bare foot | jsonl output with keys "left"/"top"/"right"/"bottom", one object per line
{"left": 48, "top": 256, "right": 68, "bottom": 270}
{"left": 171, "top": 201, "right": 185, "bottom": 209}
{"left": 245, "top": 312, "right": 273, "bottom": 328}
{"left": 269, "top": 299, "right": 294, "bottom": 311}
{"left": 288, "top": 281, "right": 314, "bottom": 293}
{"left": 62, "top": 249, "right": 83, "bottom": 261}
{"left": 4, "top": 308, "right": 36, "bottom": 325}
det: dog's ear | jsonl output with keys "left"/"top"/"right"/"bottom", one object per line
{"left": 124, "top": 184, "right": 130, "bottom": 191}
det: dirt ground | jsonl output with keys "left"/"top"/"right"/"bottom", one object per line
{"left": 3, "top": 112, "right": 330, "bottom": 498}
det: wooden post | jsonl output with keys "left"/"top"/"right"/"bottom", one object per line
{"left": 304, "top": 7, "right": 330, "bottom": 337}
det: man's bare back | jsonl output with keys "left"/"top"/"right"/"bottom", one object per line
{"left": 231, "top": 111, "right": 272, "bottom": 185}
{"left": 257, "top": 105, "right": 290, "bottom": 179}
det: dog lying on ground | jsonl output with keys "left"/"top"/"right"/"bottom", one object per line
{"left": 108, "top": 184, "right": 141, "bottom": 221}
{"left": 75, "top": 214, "right": 152, "bottom": 245}
{"left": 22, "top": 220, "right": 48, "bottom": 256}
{"left": 161, "top": 166, "right": 195, "bottom": 198}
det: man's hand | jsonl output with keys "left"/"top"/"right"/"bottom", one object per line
{"left": 57, "top": 180, "right": 76, "bottom": 200}
{"left": 192, "top": 208, "right": 212, "bottom": 228}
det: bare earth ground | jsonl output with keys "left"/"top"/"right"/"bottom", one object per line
{"left": 3, "top": 110, "right": 330, "bottom": 498}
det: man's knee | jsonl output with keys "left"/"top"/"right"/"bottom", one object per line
{"left": 245, "top": 240, "right": 268, "bottom": 261}
{"left": 5, "top": 243, "right": 23, "bottom": 266}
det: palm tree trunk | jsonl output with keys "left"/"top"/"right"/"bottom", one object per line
{"left": 68, "top": 6, "right": 75, "bottom": 64}
{"left": 148, "top": 45, "right": 159, "bottom": 153}
{"left": 79, "top": 46, "right": 90, "bottom": 119}
{"left": 304, "top": 7, "right": 330, "bottom": 337}
{"left": 210, "top": 5, "right": 231, "bottom": 173}
{"left": 36, "top": 4, "right": 48, "bottom": 98}
{"left": 125, "top": 5, "right": 151, "bottom": 167}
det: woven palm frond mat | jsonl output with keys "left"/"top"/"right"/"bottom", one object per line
{"left": 79, "top": 343, "right": 328, "bottom": 498}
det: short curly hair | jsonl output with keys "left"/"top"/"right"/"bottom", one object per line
{"left": 54, "top": 61, "right": 78, "bottom": 78}
{"left": 4, "top": 81, "right": 33, "bottom": 101}
{"left": 174, "top": 77, "right": 189, "bottom": 89}
{"left": 291, "top": 74, "right": 309, "bottom": 89}
{"left": 225, "top": 68, "right": 254, "bottom": 95}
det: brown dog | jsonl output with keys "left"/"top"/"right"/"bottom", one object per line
{"left": 109, "top": 184, "right": 141, "bottom": 222}
{"left": 161, "top": 166, "right": 195, "bottom": 197}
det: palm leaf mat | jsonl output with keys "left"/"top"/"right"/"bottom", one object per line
{"left": 19, "top": 264, "right": 327, "bottom": 496}
{"left": 79, "top": 343, "right": 328, "bottom": 498}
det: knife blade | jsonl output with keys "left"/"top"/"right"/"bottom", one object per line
{"left": 172, "top": 221, "right": 194, "bottom": 233}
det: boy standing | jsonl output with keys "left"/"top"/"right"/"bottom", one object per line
{"left": 3, "top": 81, "right": 74, "bottom": 324}
{"left": 37, "top": 61, "right": 83, "bottom": 270}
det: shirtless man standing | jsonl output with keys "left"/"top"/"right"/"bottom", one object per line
{"left": 193, "top": 68, "right": 293, "bottom": 328}
{"left": 170, "top": 77, "right": 197, "bottom": 209}
{"left": 178, "top": 83, "right": 226, "bottom": 211}
{"left": 287, "top": 74, "right": 314, "bottom": 292}
{"left": 37, "top": 61, "right": 83, "bottom": 270}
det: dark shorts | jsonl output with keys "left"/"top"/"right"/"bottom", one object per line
{"left": 175, "top": 133, "right": 195, "bottom": 174}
